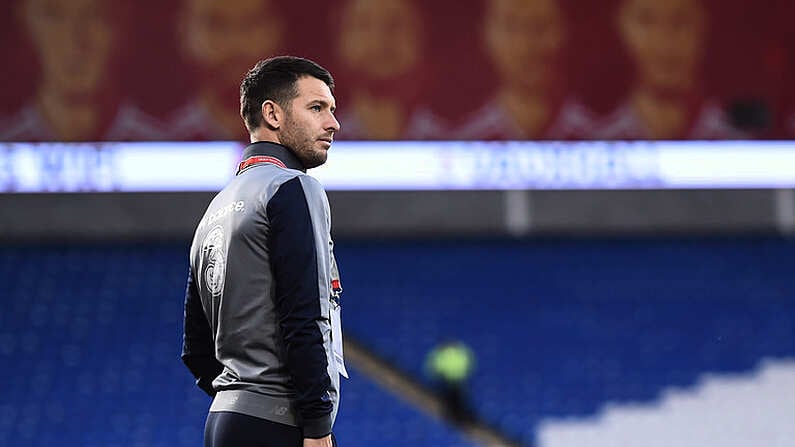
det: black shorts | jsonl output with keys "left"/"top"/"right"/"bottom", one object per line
{"left": 204, "top": 411, "right": 338, "bottom": 447}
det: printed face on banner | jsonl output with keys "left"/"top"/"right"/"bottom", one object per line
{"left": 484, "top": 0, "right": 565, "bottom": 92}
{"left": 619, "top": 0, "right": 706, "bottom": 93}
{"left": 181, "top": 0, "right": 285, "bottom": 87}
{"left": 21, "top": 0, "right": 115, "bottom": 98}
{"left": 338, "top": 0, "right": 421, "bottom": 79}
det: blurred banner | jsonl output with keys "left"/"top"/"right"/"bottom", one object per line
{"left": 3, "top": 141, "right": 795, "bottom": 192}
{"left": 0, "top": 0, "right": 793, "bottom": 142}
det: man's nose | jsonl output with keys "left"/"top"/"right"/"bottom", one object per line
{"left": 326, "top": 113, "right": 341, "bottom": 133}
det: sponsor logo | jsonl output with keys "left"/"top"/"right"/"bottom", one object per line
{"left": 197, "top": 200, "right": 245, "bottom": 231}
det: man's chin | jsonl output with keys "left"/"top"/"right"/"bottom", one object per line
{"left": 300, "top": 152, "right": 328, "bottom": 170}
{"left": 315, "top": 152, "right": 329, "bottom": 167}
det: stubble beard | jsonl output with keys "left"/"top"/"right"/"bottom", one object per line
{"left": 281, "top": 112, "right": 328, "bottom": 169}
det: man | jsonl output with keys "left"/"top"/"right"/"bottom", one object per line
{"left": 182, "top": 56, "right": 346, "bottom": 447}
{"left": 170, "top": 0, "right": 285, "bottom": 140}
{"left": 454, "top": 0, "right": 595, "bottom": 140}
{"left": 425, "top": 340, "right": 476, "bottom": 425}
{"left": 597, "top": 0, "right": 742, "bottom": 139}
{"left": 1, "top": 0, "right": 164, "bottom": 141}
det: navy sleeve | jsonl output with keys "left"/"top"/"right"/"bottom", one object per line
{"left": 181, "top": 267, "right": 223, "bottom": 397}
{"left": 267, "top": 177, "right": 333, "bottom": 438}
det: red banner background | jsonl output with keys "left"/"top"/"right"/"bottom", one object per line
{"left": 1, "top": 0, "right": 792, "bottom": 141}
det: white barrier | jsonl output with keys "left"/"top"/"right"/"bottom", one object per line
{"left": 1, "top": 141, "right": 795, "bottom": 192}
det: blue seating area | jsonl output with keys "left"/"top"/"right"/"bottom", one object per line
{"left": 2, "top": 238, "right": 794, "bottom": 446}
{"left": 0, "top": 244, "right": 478, "bottom": 447}
{"left": 335, "top": 238, "right": 795, "bottom": 445}
{"left": 335, "top": 365, "right": 478, "bottom": 447}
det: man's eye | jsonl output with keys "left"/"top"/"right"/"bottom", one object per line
{"left": 311, "top": 105, "right": 322, "bottom": 112}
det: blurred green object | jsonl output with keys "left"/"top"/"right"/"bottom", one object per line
{"left": 425, "top": 340, "right": 475, "bottom": 384}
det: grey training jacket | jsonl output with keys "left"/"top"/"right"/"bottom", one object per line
{"left": 181, "top": 141, "right": 345, "bottom": 438}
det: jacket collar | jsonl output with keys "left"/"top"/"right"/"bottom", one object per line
{"left": 240, "top": 141, "right": 306, "bottom": 173}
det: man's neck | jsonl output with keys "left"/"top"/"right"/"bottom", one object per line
{"left": 249, "top": 128, "right": 281, "bottom": 145}
{"left": 241, "top": 140, "right": 306, "bottom": 172}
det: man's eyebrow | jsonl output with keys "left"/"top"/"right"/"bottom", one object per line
{"left": 309, "top": 99, "right": 336, "bottom": 110}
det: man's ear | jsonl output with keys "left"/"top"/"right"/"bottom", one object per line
{"left": 261, "top": 100, "right": 282, "bottom": 130}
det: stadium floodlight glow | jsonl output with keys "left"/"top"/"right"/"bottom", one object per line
{"left": 1, "top": 141, "right": 795, "bottom": 193}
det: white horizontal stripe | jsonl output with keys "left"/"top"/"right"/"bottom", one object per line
{"left": 1, "top": 140, "right": 795, "bottom": 192}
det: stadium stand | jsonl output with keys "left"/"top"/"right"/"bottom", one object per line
{"left": 537, "top": 358, "right": 795, "bottom": 447}
{"left": 0, "top": 244, "right": 478, "bottom": 447}
{"left": 336, "top": 237, "right": 795, "bottom": 445}
{"left": 2, "top": 238, "right": 793, "bottom": 445}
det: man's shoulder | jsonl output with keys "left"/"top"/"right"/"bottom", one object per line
{"left": 233, "top": 165, "right": 327, "bottom": 206}
{"left": 293, "top": 173, "right": 326, "bottom": 195}
{"left": 272, "top": 173, "right": 329, "bottom": 214}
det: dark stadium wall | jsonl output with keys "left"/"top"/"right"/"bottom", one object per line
{"left": 0, "top": 190, "right": 787, "bottom": 241}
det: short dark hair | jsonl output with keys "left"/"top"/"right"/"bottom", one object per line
{"left": 240, "top": 56, "right": 335, "bottom": 132}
